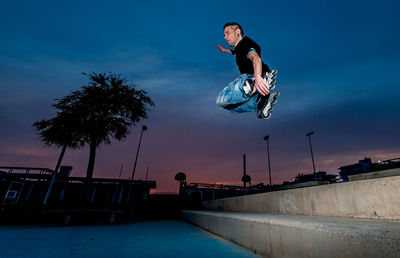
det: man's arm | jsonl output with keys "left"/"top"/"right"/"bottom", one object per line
{"left": 248, "top": 50, "right": 269, "bottom": 96}
{"left": 218, "top": 45, "right": 236, "bottom": 56}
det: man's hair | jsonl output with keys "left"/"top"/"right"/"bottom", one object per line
{"left": 223, "top": 22, "right": 244, "bottom": 37}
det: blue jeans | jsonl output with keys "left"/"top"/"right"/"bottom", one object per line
{"left": 216, "top": 74, "right": 259, "bottom": 113}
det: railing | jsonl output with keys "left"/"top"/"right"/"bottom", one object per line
{"left": 186, "top": 182, "right": 265, "bottom": 191}
{"left": 0, "top": 166, "right": 156, "bottom": 186}
{"left": 0, "top": 166, "right": 54, "bottom": 175}
{"left": 380, "top": 157, "right": 400, "bottom": 163}
{"left": 0, "top": 166, "right": 157, "bottom": 205}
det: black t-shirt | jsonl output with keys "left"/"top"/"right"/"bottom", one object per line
{"left": 233, "top": 36, "right": 270, "bottom": 75}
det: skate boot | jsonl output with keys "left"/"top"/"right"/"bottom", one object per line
{"left": 243, "top": 70, "right": 277, "bottom": 96}
{"left": 264, "top": 70, "right": 277, "bottom": 91}
{"left": 257, "top": 91, "right": 280, "bottom": 119}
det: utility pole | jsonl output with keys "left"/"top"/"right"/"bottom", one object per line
{"left": 306, "top": 131, "right": 316, "bottom": 173}
{"left": 145, "top": 167, "right": 149, "bottom": 181}
{"left": 243, "top": 154, "right": 247, "bottom": 188}
{"left": 263, "top": 135, "right": 272, "bottom": 191}
{"left": 131, "top": 125, "right": 147, "bottom": 180}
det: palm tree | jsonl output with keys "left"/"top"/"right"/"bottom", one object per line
{"left": 175, "top": 172, "right": 187, "bottom": 195}
{"left": 242, "top": 174, "right": 251, "bottom": 187}
{"left": 174, "top": 172, "right": 187, "bottom": 183}
{"left": 34, "top": 72, "right": 154, "bottom": 179}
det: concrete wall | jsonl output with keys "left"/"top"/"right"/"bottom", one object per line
{"left": 203, "top": 175, "right": 400, "bottom": 220}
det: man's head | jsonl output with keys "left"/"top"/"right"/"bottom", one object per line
{"left": 223, "top": 22, "right": 244, "bottom": 47}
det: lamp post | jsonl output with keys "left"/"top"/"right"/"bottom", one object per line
{"left": 306, "top": 131, "right": 316, "bottom": 173}
{"left": 263, "top": 135, "right": 272, "bottom": 191}
{"left": 131, "top": 125, "right": 147, "bottom": 180}
{"left": 145, "top": 167, "right": 149, "bottom": 181}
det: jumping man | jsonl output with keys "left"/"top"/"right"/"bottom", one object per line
{"left": 216, "top": 22, "right": 279, "bottom": 119}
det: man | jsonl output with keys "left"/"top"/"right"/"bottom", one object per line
{"left": 216, "top": 22, "right": 279, "bottom": 119}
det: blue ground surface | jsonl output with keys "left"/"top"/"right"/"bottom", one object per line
{"left": 0, "top": 220, "right": 260, "bottom": 257}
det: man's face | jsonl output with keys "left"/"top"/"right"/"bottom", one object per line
{"left": 224, "top": 26, "right": 241, "bottom": 47}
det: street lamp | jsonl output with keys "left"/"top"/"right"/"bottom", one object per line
{"left": 263, "top": 135, "right": 272, "bottom": 190}
{"left": 306, "top": 131, "right": 316, "bottom": 173}
{"left": 131, "top": 125, "right": 147, "bottom": 180}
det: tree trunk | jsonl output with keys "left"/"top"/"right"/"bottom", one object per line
{"left": 86, "top": 141, "right": 97, "bottom": 179}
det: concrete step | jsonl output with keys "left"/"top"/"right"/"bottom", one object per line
{"left": 182, "top": 210, "right": 400, "bottom": 258}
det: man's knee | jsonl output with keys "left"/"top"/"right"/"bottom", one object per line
{"left": 216, "top": 96, "right": 226, "bottom": 107}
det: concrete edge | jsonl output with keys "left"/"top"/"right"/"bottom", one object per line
{"left": 182, "top": 210, "right": 400, "bottom": 258}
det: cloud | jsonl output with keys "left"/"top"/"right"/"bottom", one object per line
{"left": 4, "top": 145, "right": 52, "bottom": 158}
{"left": 1, "top": 0, "right": 400, "bottom": 193}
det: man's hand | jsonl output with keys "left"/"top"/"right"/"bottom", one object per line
{"left": 252, "top": 74, "right": 270, "bottom": 96}
{"left": 218, "top": 45, "right": 230, "bottom": 53}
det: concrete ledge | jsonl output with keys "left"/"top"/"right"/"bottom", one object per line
{"left": 183, "top": 210, "right": 400, "bottom": 258}
{"left": 203, "top": 175, "right": 400, "bottom": 220}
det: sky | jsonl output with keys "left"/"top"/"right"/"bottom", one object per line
{"left": 1, "top": 0, "right": 400, "bottom": 193}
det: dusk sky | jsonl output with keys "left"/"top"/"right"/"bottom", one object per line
{"left": 1, "top": 0, "right": 399, "bottom": 193}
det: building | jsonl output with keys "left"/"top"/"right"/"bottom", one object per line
{"left": 339, "top": 157, "right": 400, "bottom": 181}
